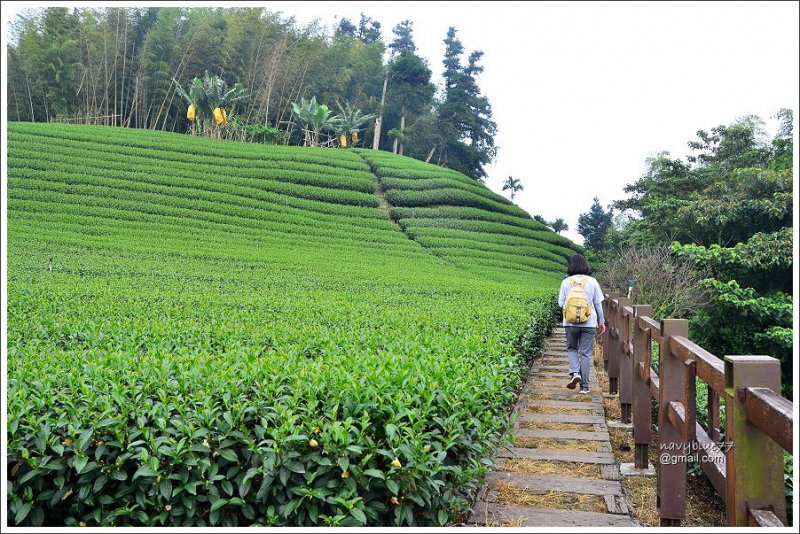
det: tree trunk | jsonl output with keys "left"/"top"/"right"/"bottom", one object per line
{"left": 372, "top": 75, "right": 387, "bottom": 150}
{"left": 398, "top": 113, "right": 405, "bottom": 156}
{"left": 425, "top": 145, "right": 436, "bottom": 163}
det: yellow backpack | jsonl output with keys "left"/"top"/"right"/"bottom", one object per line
{"left": 563, "top": 276, "right": 592, "bottom": 324}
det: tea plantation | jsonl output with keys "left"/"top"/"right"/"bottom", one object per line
{"left": 6, "top": 122, "right": 579, "bottom": 526}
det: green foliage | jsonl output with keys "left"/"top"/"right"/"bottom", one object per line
{"left": 239, "top": 123, "right": 286, "bottom": 145}
{"left": 501, "top": 176, "right": 523, "bottom": 200}
{"left": 333, "top": 103, "right": 376, "bottom": 146}
{"left": 689, "top": 279, "right": 792, "bottom": 384}
{"left": 290, "top": 97, "right": 338, "bottom": 147}
{"left": 577, "top": 197, "right": 613, "bottom": 251}
{"left": 173, "top": 70, "right": 248, "bottom": 135}
{"left": 785, "top": 452, "right": 794, "bottom": 526}
{"left": 6, "top": 7, "right": 497, "bottom": 178}
{"left": 548, "top": 218, "right": 568, "bottom": 235}
{"left": 435, "top": 27, "right": 497, "bottom": 181}
{"left": 6, "top": 122, "right": 570, "bottom": 526}
{"left": 671, "top": 227, "right": 792, "bottom": 293}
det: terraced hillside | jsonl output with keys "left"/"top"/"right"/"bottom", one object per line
{"left": 6, "top": 122, "right": 579, "bottom": 527}
{"left": 357, "top": 150, "right": 578, "bottom": 279}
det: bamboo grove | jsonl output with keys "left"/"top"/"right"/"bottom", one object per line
{"left": 7, "top": 7, "right": 498, "bottom": 180}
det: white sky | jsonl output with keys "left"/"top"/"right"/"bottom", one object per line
{"left": 2, "top": 1, "right": 799, "bottom": 245}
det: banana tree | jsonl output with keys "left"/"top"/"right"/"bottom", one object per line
{"left": 290, "top": 97, "right": 338, "bottom": 147}
{"left": 174, "top": 71, "right": 248, "bottom": 137}
{"left": 334, "top": 102, "right": 376, "bottom": 148}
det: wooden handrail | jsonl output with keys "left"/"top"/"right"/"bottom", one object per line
{"left": 600, "top": 291, "right": 791, "bottom": 527}
{"left": 743, "top": 387, "right": 793, "bottom": 452}
{"left": 669, "top": 336, "right": 726, "bottom": 394}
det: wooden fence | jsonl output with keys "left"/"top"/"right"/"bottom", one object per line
{"left": 601, "top": 292, "right": 792, "bottom": 527}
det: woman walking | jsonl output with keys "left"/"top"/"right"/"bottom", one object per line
{"left": 558, "top": 254, "right": 606, "bottom": 394}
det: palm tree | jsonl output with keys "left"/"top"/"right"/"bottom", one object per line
{"left": 502, "top": 176, "right": 524, "bottom": 200}
{"left": 334, "top": 102, "right": 376, "bottom": 148}
{"left": 550, "top": 218, "right": 569, "bottom": 234}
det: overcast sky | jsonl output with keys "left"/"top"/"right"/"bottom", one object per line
{"left": 3, "top": 1, "right": 798, "bottom": 245}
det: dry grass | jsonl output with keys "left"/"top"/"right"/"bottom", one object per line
{"left": 539, "top": 360, "right": 568, "bottom": 366}
{"left": 525, "top": 393, "right": 594, "bottom": 403}
{"left": 524, "top": 404, "right": 591, "bottom": 416}
{"left": 471, "top": 503, "right": 528, "bottom": 527}
{"left": 603, "top": 395, "right": 621, "bottom": 420}
{"left": 500, "top": 458, "right": 602, "bottom": 479}
{"left": 622, "top": 475, "right": 659, "bottom": 526}
{"left": 494, "top": 482, "right": 607, "bottom": 513}
{"left": 685, "top": 475, "right": 726, "bottom": 526}
{"left": 514, "top": 436, "right": 598, "bottom": 452}
{"left": 520, "top": 420, "right": 593, "bottom": 432}
{"left": 593, "top": 341, "right": 611, "bottom": 393}
{"left": 534, "top": 381, "right": 569, "bottom": 389}
{"left": 609, "top": 427, "right": 635, "bottom": 464}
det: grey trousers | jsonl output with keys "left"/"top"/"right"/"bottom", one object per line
{"left": 565, "top": 326, "right": 596, "bottom": 389}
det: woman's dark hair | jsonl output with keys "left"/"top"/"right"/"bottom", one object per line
{"left": 567, "top": 254, "right": 591, "bottom": 276}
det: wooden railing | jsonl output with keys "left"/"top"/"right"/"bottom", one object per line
{"left": 601, "top": 292, "right": 792, "bottom": 527}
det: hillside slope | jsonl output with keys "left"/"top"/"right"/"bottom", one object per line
{"left": 6, "top": 122, "right": 577, "bottom": 527}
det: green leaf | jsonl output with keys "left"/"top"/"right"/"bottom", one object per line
{"left": 14, "top": 502, "right": 32, "bottom": 525}
{"left": 159, "top": 479, "right": 172, "bottom": 500}
{"left": 210, "top": 498, "right": 228, "bottom": 512}
{"left": 350, "top": 507, "right": 367, "bottom": 525}
{"left": 363, "top": 469, "right": 385, "bottom": 480}
{"left": 386, "top": 479, "right": 399, "bottom": 494}
{"left": 73, "top": 456, "right": 89, "bottom": 474}
{"left": 218, "top": 449, "right": 238, "bottom": 462}
{"left": 93, "top": 474, "right": 108, "bottom": 493}
{"left": 438, "top": 509, "right": 449, "bottom": 526}
{"left": 285, "top": 462, "right": 305, "bottom": 474}
{"left": 133, "top": 465, "right": 158, "bottom": 480}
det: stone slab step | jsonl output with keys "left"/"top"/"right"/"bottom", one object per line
{"left": 515, "top": 428, "right": 610, "bottom": 441}
{"left": 467, "top": 502, "right": 633, "bottom": 527}
{"left": 495, "top": 447, "right": 617, "bottom": 464}
{"left": 485, "top": 471, "right": 624, "bottom": 496}
{"left": 517, "top": 398, "right": 599, "bottom": 409}
{"left": 518, "top": 413, "right": 606, "bottom": 425}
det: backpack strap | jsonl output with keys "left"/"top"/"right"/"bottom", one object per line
{"left": 570, "top": 275, "right": 588, "bottom": 287}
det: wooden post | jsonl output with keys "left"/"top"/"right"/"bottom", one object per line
{"left": 724, "top": 355, "right": 785, "bottom": 526}
{"left": 708, "top": 389, "right": 721, "bottom": 443}
{"left": 618, "top": 299, "right": 633, "bottom": 423}
{"left": 657, "top": 319, "right": 689, "bottom": 526}
{"left": 612, "top": 297, "right": 631, "bottom": 400}
{"left": 601, "top": 292, "right": 619, "bottom": 372}
{"left": 632, "top": 305, "right": 653, "bottom": 468}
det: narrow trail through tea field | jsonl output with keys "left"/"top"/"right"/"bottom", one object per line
{"left": 466, "top": 327, "right": 636, "bottom": 527}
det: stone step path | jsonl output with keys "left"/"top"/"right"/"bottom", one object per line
{"left": 467, "top": 327, "right": 635, "bottom": 527}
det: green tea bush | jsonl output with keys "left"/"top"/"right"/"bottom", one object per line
{"left": 385, "top": 189, "right": 529, "bottom": 218}
{"left": 7, "top": 122, "right": 573, "bottom": 526}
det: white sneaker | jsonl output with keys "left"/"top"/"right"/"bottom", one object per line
{"left": 579, "top": 387, "right": 590, "bottom": 395}
{"left": 567, "top": 374, "right": 581, "bottom": 389}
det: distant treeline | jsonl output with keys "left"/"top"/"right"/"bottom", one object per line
{"left": 6, "top": 7, "right": 497, "bottom": 180}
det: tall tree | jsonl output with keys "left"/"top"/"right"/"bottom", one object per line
{"left": 356, "top": 13, "right": 381, "bottom": 44}
{"left": 388, "top": 20, "right": 415, "bottom": 54}
{"left": 436, "top": 27, "right": 497, "bottom": 181}
{"left": 501, "top": 176, "right": 523, "bottom": 200}
{"left": 611, "top": 112, "right": 793, "bottom": 393}
{"left": 577, "top": 197, "right": 613, "bottom": 251}
{"left": 384, "top": 21, "right": 434, "bottom": 156}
